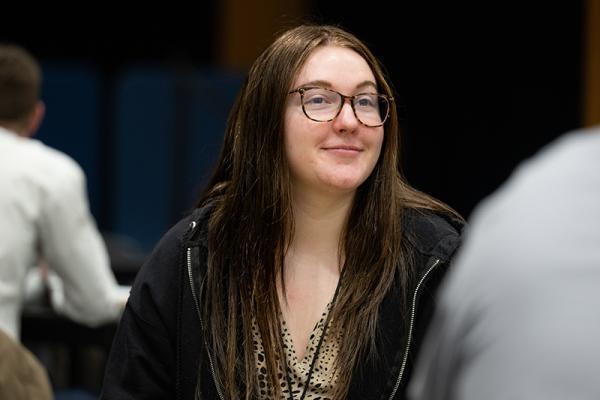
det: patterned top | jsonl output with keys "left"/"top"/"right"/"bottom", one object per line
{"left": 252, "top": 307, "right": 340, "bottom": 399}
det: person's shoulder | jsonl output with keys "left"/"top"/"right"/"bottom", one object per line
{"left": 127, "top": 205, "right": 210, "bottom": 304}
{"left": 466, "top": 128, "right": 600, "bottom": 237}
{"left": 538, "top": 126, "right": 600, "bottom": 164}
{"left": 403, "top": 208, "right": 464, "bottom": 263}
{"left": 0, "top": 132, "right": 79, "bottom": 175}
{"left": 23, "top": 138, "right": 81, "bottom": 173}
{"left": 0, "top": 136, "right": 86, "bottom": 205}
{"left": 181, "top": 202, "right": 214, "bottom": 248}
{"left": 138, "top": 202, "right": 214, "bottom": 273}
{"left": 17, "top": 139, "right": 85, "bottom": 192}
{"left": 508, "top": 127, "right": 600, "bottom": 191}
{"left": 456, "top": 127, "right": 600, "bottom": 278}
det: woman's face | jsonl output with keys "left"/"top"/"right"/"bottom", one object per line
{"left": 284, "top": 45, "right": 384, "bottom": 200}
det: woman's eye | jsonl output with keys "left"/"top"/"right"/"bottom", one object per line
{"left": 356, "top": 96, "right": 375, "bottom": 108}
{"left": 306, "top": 96, "right": 328, "bottom": 105}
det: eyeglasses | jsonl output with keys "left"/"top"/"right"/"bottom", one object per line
{"left": 288, "top": 86, "right": 393, "bottom": 127}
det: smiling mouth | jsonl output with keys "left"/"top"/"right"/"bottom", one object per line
{"left": 322, "top": 146, "right": 362, "bottom": 152}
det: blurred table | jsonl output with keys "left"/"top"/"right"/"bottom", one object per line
{"left": 21, "top": 303, "right": 118, "bottom": 393}
{"left": 21, "top": 304, "right": 117, "bottom": 347}
{"left": 19, "top": 234, "right": 146, "bottom": 392}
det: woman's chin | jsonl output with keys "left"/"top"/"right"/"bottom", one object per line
{"left": 319, "top": 175, "right": 366, "bottom": 194}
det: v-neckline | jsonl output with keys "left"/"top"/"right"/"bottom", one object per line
{"left": 280, "top": 304, "right": 331, "bottom": 363}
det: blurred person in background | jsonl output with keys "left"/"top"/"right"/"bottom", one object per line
{"left": 101, "top": 24, "right": 463, "bottom": 400}
{"left": 0, "top": 328, "right": 53, "bottom": 400}
{"left": 0, "top": 43, "right": 127, "bottom": 343}
{"left": 409, "top": 127, "right": 600, "bottom": 400}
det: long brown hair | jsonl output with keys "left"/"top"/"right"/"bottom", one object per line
{"left": 198, "top": 24, "right": 460, "bottom": 400}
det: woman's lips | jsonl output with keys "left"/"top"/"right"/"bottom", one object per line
{"left": 322, "top": 145, "right": 362, "bottom": 155}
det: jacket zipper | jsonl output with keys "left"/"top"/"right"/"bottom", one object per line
{"left": 187, "top": 246, "right": 225, "bottom": 400}
{"left": 387, "top": 258, "right": 441, "bottom": 400}
{"left": 186, "top": 214, "right": 441, "bottom": 400}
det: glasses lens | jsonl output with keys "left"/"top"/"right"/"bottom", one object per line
{"left": 301, "top": 88, "right": 341, "bottom": 121}
{"left": 353, "top": 94, "right": 389, "bottom": 127}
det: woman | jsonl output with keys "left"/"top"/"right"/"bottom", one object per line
{"left": 101, "top": 24, "right": 463, "bottom": 400}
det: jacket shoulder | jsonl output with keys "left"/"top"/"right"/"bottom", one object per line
{"left": 403, "top": 208, "right": 464, "bottom": 263}
{"left": 126, "top": 206, "right": 208, "bottom": 327}
{"left": 139, "top": 202, "right": 213, "bottom": 274}
{"left": 182, "top": 203, "right": 214, "bottom": 247}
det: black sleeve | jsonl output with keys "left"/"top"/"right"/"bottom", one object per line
{"left": 100, "top": 219, "right": 188, "bottom": 400}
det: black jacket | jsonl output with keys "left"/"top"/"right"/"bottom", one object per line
{"left": 100, "top": 204, "right": 463, "bottom": 400}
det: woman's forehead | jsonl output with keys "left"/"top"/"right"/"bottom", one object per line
{"left": 291, "top": 45, "right": 376, "bottom": 92}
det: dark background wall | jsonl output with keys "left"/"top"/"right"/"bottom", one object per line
{"left": 313, "top": 2, "right": 583, "bottom": 216}
{"left": 1, "top": 2, "right": 585, "bottom": 250}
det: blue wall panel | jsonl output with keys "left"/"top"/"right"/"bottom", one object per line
{"left": 112, "top": 67, "right": 176, "bottom": 250}
{"left": 36, "top": 64, "right": 102, "bottom": 219}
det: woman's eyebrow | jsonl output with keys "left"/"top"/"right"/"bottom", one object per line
{"left": 296, "top": 80, "right": 378, "bottom": 91}
{"left": 296, "top": 80, "right": 331, "bottom": 88}
{"left": 355, "top": 81, "right": 378, "bottom": 91}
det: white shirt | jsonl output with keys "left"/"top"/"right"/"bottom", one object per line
{"left": 409, "top": 127, "right": 600, "bottom": 400}
{"left": 0, "top": 126, "right": 125, "bottom": 340}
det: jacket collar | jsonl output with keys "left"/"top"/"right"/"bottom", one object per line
{"left": 403, "top": 208, "right": 465, "bottom": 264}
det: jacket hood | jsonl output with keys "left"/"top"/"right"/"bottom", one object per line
{"left": 403, "top": 208, "right": 465, "bottom": 264}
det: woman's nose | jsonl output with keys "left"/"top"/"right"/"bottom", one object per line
{"left": 332, "top": 101, "right": 359, "bottom": 132}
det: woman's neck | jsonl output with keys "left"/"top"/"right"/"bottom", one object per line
{"left": 287, "top": 189, "right": 354, "bottom": 275}
{"left": 279, "top": 193, "right": 352, "bottom": 361}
